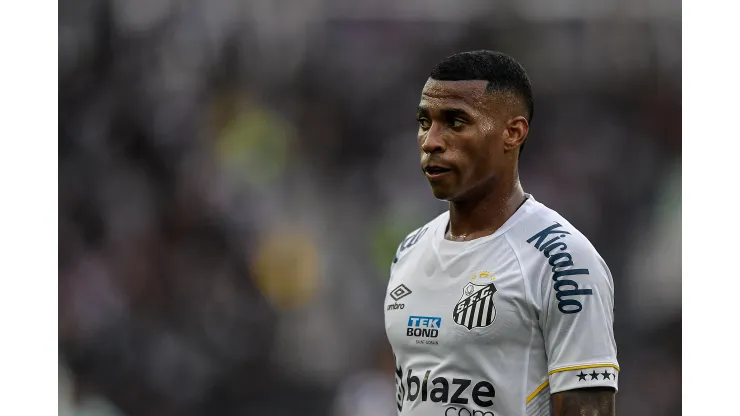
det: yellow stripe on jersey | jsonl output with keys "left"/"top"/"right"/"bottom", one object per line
{"left": 526, "top": 379, "right": 550, "bottom": 404}
{"left": 548, "top": 363, "right": 621, "bottom": 376}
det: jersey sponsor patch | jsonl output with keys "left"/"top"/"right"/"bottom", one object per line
{"left": 452, "top": 282, "right": 497, "bottom": 330}
{"left": 407, "top": 316, "right": 441, "bottom": 345}
{"left": 395, "top": 365, "right": 497, "bottom": 412}
{"left": 526, "top": 222, "right": 594, "bottom": 314}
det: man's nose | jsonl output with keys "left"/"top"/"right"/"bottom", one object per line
{"left": 420, "top": 123, "right": 446, "bottom": 154}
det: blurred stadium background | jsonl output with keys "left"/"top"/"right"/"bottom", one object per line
{"left": 59, "top": 0, "right": 681, "bottom": 415}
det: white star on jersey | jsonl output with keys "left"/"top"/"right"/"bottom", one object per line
{"left": 385, "top": 195, "right": 619, "bottom": 416}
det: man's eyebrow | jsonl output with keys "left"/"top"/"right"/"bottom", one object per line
{"left": 441, "top": 108, "right": 470, "bottom": 118}
{"left": 417, "top": 106, "right": 471, "bottom": 117}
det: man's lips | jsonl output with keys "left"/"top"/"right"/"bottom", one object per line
{"left": 424, "top": 165, "right": 453, "bottom": 178}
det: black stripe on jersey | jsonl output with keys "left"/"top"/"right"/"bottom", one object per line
{"left": 485, "top": 296, "right": 494, "bottom": 325}
{"left": 466, "top": 302, "right": 476, "bottom": 329}
{"left": 475, "top": 296, "right": 487, "bottom": 328}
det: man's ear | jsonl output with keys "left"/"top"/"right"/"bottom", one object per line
{"left": 503, "top": 116, "right": 529, "bottom": 153}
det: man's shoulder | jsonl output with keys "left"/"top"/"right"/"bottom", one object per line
{"left": 508, "top": 199, "right": 601, "bottom": 260}
{"left": 510, "top": 199, "right": 612, "bottom": 313}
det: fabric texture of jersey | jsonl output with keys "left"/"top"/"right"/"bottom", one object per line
{"left": 384, "top": 195, "right": 618, "bottom": 416}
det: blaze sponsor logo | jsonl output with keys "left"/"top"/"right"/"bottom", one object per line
{"left": 526, "top": 222, "right": 593, "bottom": 314}
{"left": 453, "top": 282, "right": 497, "bottom": 330}
{"left": 394, "top": 366, "right": 496, "bottom": 412}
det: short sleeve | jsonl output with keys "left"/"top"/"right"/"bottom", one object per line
{"left": 538, "top": 238, "right": 619, "bottom": 394}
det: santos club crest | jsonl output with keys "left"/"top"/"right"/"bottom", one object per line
{"left": 453, "top": 282, "right": 497, "bottom": 330}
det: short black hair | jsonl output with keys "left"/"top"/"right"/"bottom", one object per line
{"left": 429, "top": 50, "right": 534, "bottom": 156}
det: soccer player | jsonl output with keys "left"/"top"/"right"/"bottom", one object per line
{"left": 385, "top": 51, "right": 618, "bottom": 416}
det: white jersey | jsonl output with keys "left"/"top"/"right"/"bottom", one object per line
{"left": 384, "top": 195, "right": 618, "bottom": 416}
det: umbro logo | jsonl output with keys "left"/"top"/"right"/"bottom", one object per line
{"left": 387, "top": 284, "right": 412, "bottom": 311}
{"left": 390, "top": 284, "right": 412, "bottom": 301}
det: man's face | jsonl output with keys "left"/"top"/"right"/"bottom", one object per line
{"left": 417, "top": 79, "right": 507, "bottom": 201}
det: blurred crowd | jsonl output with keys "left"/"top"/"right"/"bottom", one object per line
{"left": 59, "top": 0, "right": 681, "bottom": 415}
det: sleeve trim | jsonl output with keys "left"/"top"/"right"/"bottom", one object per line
{"left": 526, "top": 379, "right": 550, "bottom": 404}
{"left": 549, "top": 363, "right": 620, "bottom": 376}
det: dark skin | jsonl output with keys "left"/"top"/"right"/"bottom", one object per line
{"left": 416, "top": 79, "right": 616, "bottom": 415}
{"left": 551, "top": 387, "right": 616, "bottom": 416}
{"left": 417, "top": 79, "right": 527, "bottom": 241}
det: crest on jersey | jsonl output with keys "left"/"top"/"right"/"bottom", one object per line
{"left": 453, "top": 282, "right": 497, "bottom": 330}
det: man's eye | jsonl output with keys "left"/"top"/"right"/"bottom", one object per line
{"left": 417, "top": 118, "right": 431, "bottom": 129}
{"left": 450, "top": 118, "right": 465, "bottom": 128}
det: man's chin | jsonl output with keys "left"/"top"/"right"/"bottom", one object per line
{"left": 429, "top": 186, "right": 456, "bottom": 201}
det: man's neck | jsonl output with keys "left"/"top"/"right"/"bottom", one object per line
{"left": 446, "top": 179, "right": 526, "bottom": 242}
